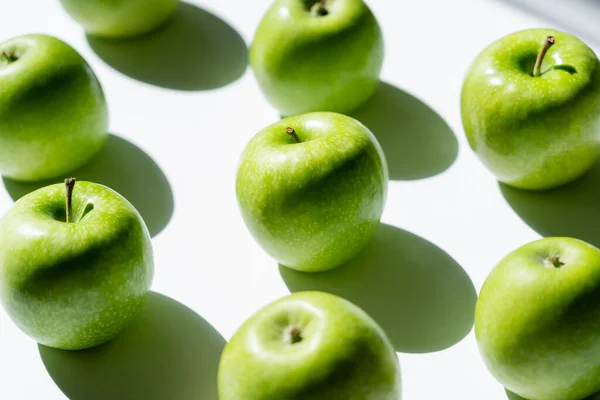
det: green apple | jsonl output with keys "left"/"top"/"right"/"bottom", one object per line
{"left": 250, "top": 0, "right": 384, "bottom": 116}
{"left": 218, "top": 291, "right": 401, "bottom": 399}
{"left": 0, "top": 34, "right": 108, "bottom": 182}
{"left": 236, "top": 112, "right": 387, "bottom": 272}
{"left": 461, "top": 29, "right": 600, "bottom": 190}
{"left": 0, "top": 179, "right": 153, "bottom": 350}
{"left": 60, "top": 0, "right": 179, "bottom": 38}
{"left": 476, "top": 237, "right": 600, "bottom": 400}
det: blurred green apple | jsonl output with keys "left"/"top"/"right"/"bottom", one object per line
{"left": 0, "top": 34, "right": 108, "bottom": 182}
{"left": 236, "top": 112, "right": 387, "bottom": 272}
{"left": 0, "top": 179, "right": 153, "bottom": 350}
{"left": 461, "top": 29, "right": 600, "bottom": 190}
{"left": 476, "top": 237, "right": 600, "bottom": 400}
{"left": 60, "top": 0, "right": 179, "bottom": 38}
{"left": 218, "top": 291, "right": 401, "bottom": 399}
{"left": 250, "top": 0, "right": 384, "bottom": 116}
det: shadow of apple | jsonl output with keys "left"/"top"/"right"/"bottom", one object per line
{"left": 351, "top": 82, "right": 458, "bottom": 181}
{"left": 500, "top": 159, "right": 600, "bottom": 248}
{"left": 87, "top": 2, "right": 248, "bottom": 91}
{"left": 506, "top": 388, "right": 600, "bottom": 400}
{"left": 38, "top": 292, "right": 225, "bottom": 400}
{"left": 2, "top": 134, "right": 174, "bottom": 237}
{"left": 280, "top": 223, "right": 477, "bottom": 353}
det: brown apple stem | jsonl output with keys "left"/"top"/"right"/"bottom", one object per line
{"left": 286, "top": 127, "right": 301, "bottom": 143}
{"left": 65, "top": 177, "right": 76, "bottom": 223}
{"left": 533, "top": 36, "right": 556, "bottom": 77}
{"left": 548, "top": 255, "right": 565, "bottom": 268}
{"left": 285, "top": 326, "right": 303, "bottom": 344}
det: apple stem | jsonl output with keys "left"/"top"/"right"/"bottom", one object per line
{"left": 65, "top": 177, "right": 76, "bottom": 223}
{"left": 533, "top": 36, "right": 556, "bottom": 77}
{"left": 548, "top": 255, "right": 565, "bottom": 268}
{"left": 285, "top": 326, "right": 303, "bottom": 344}
{"left": 286, "top": 127, "right": 301, "bottom": 143}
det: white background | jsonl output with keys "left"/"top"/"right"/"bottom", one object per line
{"left": 1, "top": 1, "right": 598, "bottom": 399}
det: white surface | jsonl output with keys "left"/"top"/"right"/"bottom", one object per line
{"left": 0, "top": 1, "right": 597, "bottom": 399}
{"left": 506, "top": 0, "right": 600, "bottom": 42}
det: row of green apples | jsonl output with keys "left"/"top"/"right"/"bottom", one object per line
{"left": 2, "top": 0, "right": 599, "bottom": 188}
{"left": 2, "top": 0, "right": 600, "bottom": 399}
{"left": 3, "top": 178, "right": 600, "bottom": 399}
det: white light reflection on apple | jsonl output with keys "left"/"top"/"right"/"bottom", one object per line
{"left": 551, "top": 53, "right": 564, "bottom": 66}
{"left": 18, "top": 224, "right": 46, "bottom": 238}
{"left": 489, "top": 77, "right": 503, "bottom": 86}
{"left": 278, "top": 6, "right": 290, "bottom": 19}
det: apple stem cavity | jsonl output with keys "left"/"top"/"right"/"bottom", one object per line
{"left": 286, "top": 127, "right": 301, "bottom": 143}
{"left": 1, "top": 51, "right": 17, "bottom": 64}
{"left": 548, "top": 255, "right": 565, "bottom": 268}
{"left": 65, "top": 177, "right": 76, "bottom": 223}
{"left": 533, "top": 36, "right": 556, "bottom": 77}
{"left": 311, "top": 0, "right": 329, "bottom": 16}
{"left": 285, "top": 326, "right": 303, "bottom": 344}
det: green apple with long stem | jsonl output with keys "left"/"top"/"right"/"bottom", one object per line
{"left": 0, "top": 179, "right": 153, "bottom": 350}
{"left": 461, "top": 29, "right": 600, "bottom": 190}
{"left": 476, "top": 237, "right": 600, "bottom": 400}
{"left": 0, "top": 34, "right": 108, "bottom": 182}
{"left": 218, "top": 291, "right": 401, "bottom": 399}
{"left": 236, "top": 112, "right": 387, "bottom": 272}
{"left": 250, "top": 0, "right": 384, "bottom": 116}
{"left": 60, "top": 0, "right": 179, "bottom": 38}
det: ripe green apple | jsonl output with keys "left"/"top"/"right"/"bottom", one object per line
{"left": 461, "top": 29, "right": 600, "bottom": 190}
{"left": 218, "top": 291, "right": 401, "bottom": 399}
{"left": 0, "top": 34, "right": 108, "bottom": 182}
{"left": 236, "top": 112, "right": 388, "bottom": 272}
{"left": 60, "top": 0, "right": 179, "bottom": 38}
{"left": 250, "top": 0, "right": 384, "bottom": 116}
{"left": 476, "top": 237, "right": 600, "bottom": 400}
{"left": 0, "top": 179, "right": 153, "bottom": 350}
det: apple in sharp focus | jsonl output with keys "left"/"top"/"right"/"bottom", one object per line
{"left": 236, "top": 112, "right": 388, "bottom": 272}
{"left": 476, "top": 237, "right": 600, "bottom": 400}
{"left": 461, "top": 29, "right": 600, "bottom": 190}
{"left": 250, "top": 0, "right": 384, "bottom": 117}
{"left": 0, "top": 179, "right": 153, "bottom": 350}
{"left": 218, "top": 291, "right": 401, "bottom": 399}
{"left": 0, "top": 34, "right": 108, "bottom": 182}
{"left": 60, "top": 0, "right": 179, "bottom": 38}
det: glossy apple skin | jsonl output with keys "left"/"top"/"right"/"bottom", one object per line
{"left": 218, "top": 291, "right": 401, "bottom": 399}
{"left": 0, "top": 35, "right": 108, "bottom": 182}
{"left": 250, "top": 0, "right": 384, "bottom": 116}
{"left": 476, "top": 237, "right": 600, "bottom": 400}
{"left": 461, "top": 29, "right": 600, "bottom": 190}
{"left": 60, "top": 0, "right": 179, "bottom": 38}
{"left": 0, "top": 182, "right": 153, "bottom": 350}
{"left": 236, "top": 112, "right": 388, "bottom": 272}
